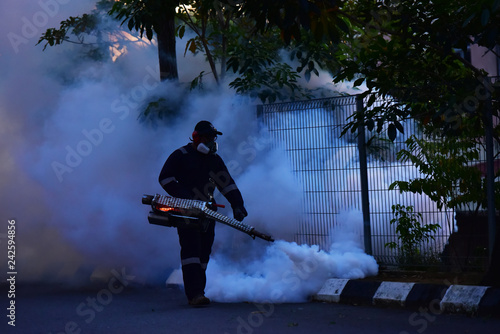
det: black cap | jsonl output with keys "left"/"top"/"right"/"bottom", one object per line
{"left": 194, "top": 120, "right": 223, "bottom": 136}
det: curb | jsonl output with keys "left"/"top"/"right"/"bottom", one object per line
{"left": 313, "top": 278, "right": 500, "bottom": 317}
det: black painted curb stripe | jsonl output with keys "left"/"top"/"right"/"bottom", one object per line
{"left": 339, "top": 280, "right": 382, "bottom": 305}
{"left": 405, "top": 283, "right": 449, "bottom": 310}
{"left": 477, "top": 287, "right": 500, "bottom": 316}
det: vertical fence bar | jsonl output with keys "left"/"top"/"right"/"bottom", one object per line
{"left": 356, "top": 95, "right": 372, "bottom": 255}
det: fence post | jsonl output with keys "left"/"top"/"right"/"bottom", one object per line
{"left": 356, "top": 95, "right": 373, "bottom": 255}
{"left": 485, "top": 92, "right": 496, "bottom": 261}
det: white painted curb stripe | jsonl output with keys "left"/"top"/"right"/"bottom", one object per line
{"left": 373, "top": 282, "right": 415, "bottom": 306}
{"left": 315, "top": 278, "right": 350, "bottom": 303}
{"left": 440, "top": 285, "right": 489, "bottom": 313}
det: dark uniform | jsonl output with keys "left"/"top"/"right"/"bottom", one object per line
{"left": 159, "top": 138, "right": 246, "bottom": 304}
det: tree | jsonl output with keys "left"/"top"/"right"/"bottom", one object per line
{"left": 36, "top": 0, "right": 121, "bottom": 58}
{"left": 235, "top": 0, "right": 500, "bottom": 283}
{"left": 109, "top": 0, "right": 180, "bottom": 81}
{"left": 175, "top": 1, "right": 236, "bottom": 84}
{"left": 232, "top": 0, "right": 499, "bottom": 133}
{"left": 39, "top": 0, "right": 334, "bottom": 103}
{"left": 335, "top": 0, "right": 500, "bottom": 284}
{"left": 38, "top": 0, "right": 182, "bottom": 81}
{"left": 112, "top": 0, "right": 328, "bottom": 101}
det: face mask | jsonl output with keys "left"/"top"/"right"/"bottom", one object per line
{"left": 197, "top": 141, "right": 218, "bottom": 154}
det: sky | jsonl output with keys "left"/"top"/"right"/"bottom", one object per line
{"left": 0, "top": 0, "right": 383, "bottom": 302}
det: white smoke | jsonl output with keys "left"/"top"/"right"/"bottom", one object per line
{"left": 206, "top": 212, "right": 378, "bottom": 303}
{"left": 0, "top": 0, "right": 379, "bottom": 298}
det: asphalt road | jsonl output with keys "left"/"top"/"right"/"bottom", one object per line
{"left": 2, "top": 283, "right": 500, "bottom": 334}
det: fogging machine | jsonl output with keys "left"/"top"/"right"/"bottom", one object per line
{"left": 142, "top": 194, "right": 274, "bottom": 242}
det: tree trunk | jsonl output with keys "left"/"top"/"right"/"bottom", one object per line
{"left": 156, "top": 6, "right": 178, "bottom": 81}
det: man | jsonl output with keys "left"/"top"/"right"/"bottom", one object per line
{"left": 158, "top": 120, "right": 248, "bottom": 306}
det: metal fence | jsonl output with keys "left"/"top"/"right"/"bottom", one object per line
{"left": 258, "top": 97, "right": 360, "bottom": 247}
{"left": 257, "top": 95, "right": 489, "bottom": 269}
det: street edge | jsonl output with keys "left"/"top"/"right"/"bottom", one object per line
{"left": 313, "top": 278, "right": 500, "bottom": 317}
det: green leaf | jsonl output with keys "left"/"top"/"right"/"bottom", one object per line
{"left": 462, "top": 13, "right": 475, "bottom": 27}
{"left": 376, "top": 118, "right": 384, "bottom": 133}
{"left": 367, "top": 94, "right": 376, "bottom": 107}
{"left": 385, "top": 241, "right": 397, "bottom": 249}
{"left": 179, "top": 25, "right": 185, "bottom": 39}
{"left": 231, "top": 59, "right": 239, "bottom": 73}
{"left": 494, "top": 0, "right": 500, "bottom": 11}
{"left": 388, "top": 123, "right": 397, "bottom": 141}
{"left": 305, "top": 70, "right": 311, "bottom": 82}
{"left": 394, "top": 120, "right": 404, "bottom": 135}
{"left": 308, "top": 61, "right": 315, "bottom": 71}
{"left": 481, "top": 9, "right": 490, "bottom": 26}
{"left": 366, "top": 118, "right": 375, "bottom": 131}
{"left": 353, "top": 77, "right": 365, "bottom": 87}
{"left": 337, "top": 17, "right": 350, "bottom": 34}
{"left": 189, "top": 39, "right": 197, "bottom": 53}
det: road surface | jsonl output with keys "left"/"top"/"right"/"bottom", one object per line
{"left": 2, "top": 283, "right": 499, "bottom": 334}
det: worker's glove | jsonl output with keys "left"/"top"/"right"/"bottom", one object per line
{"left": 233, "top": 206, "right": 248, "bottom": 222}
